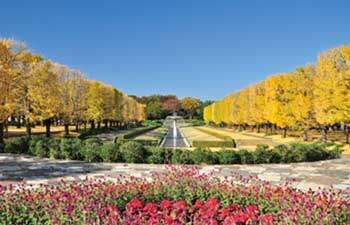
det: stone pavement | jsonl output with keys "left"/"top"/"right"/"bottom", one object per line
{"left": 0, "top": 153, "right": 349, "bottom": 191}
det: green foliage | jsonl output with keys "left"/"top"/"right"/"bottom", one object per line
{"left": 191, "top": 148, "right": 218, "bottom": 165}
{"left": 82, "top": 143, "right": 103, "bottom": 162}
{"left": 2, "top": 135, "right": 341, "bottom": 165}
{"left": 218, "top": 150, "right": 240, "bottom": 164}
{"left": 238, "top": 149, "right": 254, "bottom": 164}
{"left": 120, "top": 141, "right": 146, "bottom": 163}
{"left": 146, "top": 147, "right": 169, "bottom": 164}
{"left": 171, "top": 149, "right": 194, "bottom": 164}
{"left": 4, "top": 137, "right": 28, "bottom": 154}
{"left": 100, "top": 143, "right": 122, "bottom": 163}
{"left": 59, "top": 138, "right": 84, "bottom": 160}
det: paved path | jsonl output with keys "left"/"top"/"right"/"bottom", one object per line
{"left": 0, "top": 154, "right": 349, "bottom": 191}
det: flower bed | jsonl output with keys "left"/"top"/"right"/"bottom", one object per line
{"left": 0, "top": 166, "right": 349, "bottom": 224}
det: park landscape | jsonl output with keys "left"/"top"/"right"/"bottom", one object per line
{"left": 0, "top": 39, "right": 349, "bottom": 225}
{"left": 1, "top": 1, "right": 350, "bottom": 224}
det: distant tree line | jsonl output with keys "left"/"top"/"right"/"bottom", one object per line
{"left": 134, "top": 95, "right": 213, "bottom": 120}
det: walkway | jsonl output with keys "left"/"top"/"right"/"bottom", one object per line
{"left": 0, "top": 154, "right": 349, "bottom": 191}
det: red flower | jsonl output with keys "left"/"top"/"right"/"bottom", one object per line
{"left": 144, "top": 203, "right": 158, "bottom": 215}
{"left": 260, "top": 214, "right": 275, "bottom": 224}
{"left": 160, "top": 199, "right": 172, "bottom": 210}
{"left": 126, "top": 199, "right": 143, "bottom": 214}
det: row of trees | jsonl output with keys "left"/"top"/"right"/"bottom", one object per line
{"left": 0, "top": 39, "right": 146, "bottom": 143}
{"left": 204, "top": 45, "right": 350, "bottom": 142}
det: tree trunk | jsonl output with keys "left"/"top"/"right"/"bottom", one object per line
{"left": 345, "top": 124, "right": 349, "bottom": 144}
{"left": 83, "top": 121, "right": 87, "bottom": 131}
{"left": 90, "top": 121, "right": 95, "bottom": 130}
{"left": 265, "top": 124, "right": 268, "bottom": 134}
{"left": 64, "top": 124, "right": 69, "bottom": 136}
{"left": 282, "top": 127, "right": 287, "bottom": 138}
{"left": 26, "top": 120, "right": 32, "bottom": 140}
{"left": 45, "top": 119, "right": 51, "bottom": 138}
{"left": 75, "top": 123, "right": 79, "bottom": 132}
{"left": 257, "top": 124, "right": 260, "bottom": 133}
{"left": 303, "top": 129, "right": 309, "bottom": 141}
{"left": 97, "top": 121, "right": 101, "bottom": 129}
{"left": 16, "top": 116, "right": 21, "bottom": 128}
{"left": 0, "top": 122, "right": 4, "bottom": 145}
{"left": 104, "top": 121, "right": 108, "bottom": 128}
{"left": 321, "top": 126, "right": 327, "bottom": 142}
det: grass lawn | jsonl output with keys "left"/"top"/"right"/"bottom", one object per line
{"left": 180, "top": 126, "right": 221, "bottom": 142}
{"left": 198, "top": 126, "right": 277, "bottom": 148}
{"left": 133, "top": 127, "right": 168, "bottom": 140}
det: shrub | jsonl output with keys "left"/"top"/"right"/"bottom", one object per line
{"left": 29, "top": 139, "right": 50, "bottom": 158}
{"left": 146, "top": 147, "right": 170, "bottom": 164}
{"left": 82, "top": 143, "right": 103, "bottom": 162}
{"left": 4, "top": 137, "right": 28, "bottom": 154}
{"left": 218, "top": 150, "right": 240, "bottom": 164}
{"left": 328, "top": 145, "right": 343, "bottom": 159}
{"left": 238, "top": 149, "right": 254, "bottom": 164}
{"left": 253, "top": 145, "right": 273, "bottom": 164}
{"left": 60, "top": 138, "right": 84, "bottom": 160}
{"left": 120, "top": 141, "right": 146, "bottom": 163}
{"left": 100, "top": 143, "right": 122, "bottom": 163}
{"left": 191, "top": 148, "right": 218, "bottom": 165}
{"left": 47, "top": 139, "right": 62, "bottom": 159}
{"left": 288, "top": 143, "right": 308, "bottom": 162}
{"left": 171, "top": 149, "right": 194, "bottom": 164}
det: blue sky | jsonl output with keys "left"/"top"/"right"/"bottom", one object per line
{"left": 1, "top": 0, "right": 349, "bottom": 100}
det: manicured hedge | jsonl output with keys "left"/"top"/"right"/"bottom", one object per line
{"left": 0, "top": 137, "right": 342, "bottom": 165}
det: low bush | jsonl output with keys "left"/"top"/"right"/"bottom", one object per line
{"left": 4, "top": 137, "right": 28, "bottom": 154}
{"left": 146, "top": 146, "right": 169, "bottom": 164}
{"left": 171, "top": 149, "right": 194, "bottom": 164}
{"left": 218, "top": 150, "right": 240, "bottom": 164}
{"left": 191, "top": 148, "right": 219, "bottom": 165}
{"left": 120, "top": 141, "right": 146, "bottom": 163}
{"left": 100, "top": 142, "right": 122, "bottom": 163}
{"left": 238, "top": 149, "right": 254, "bottom": 164}
{"left": 82, "top": 143, "right": 103, "bottom": 162}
